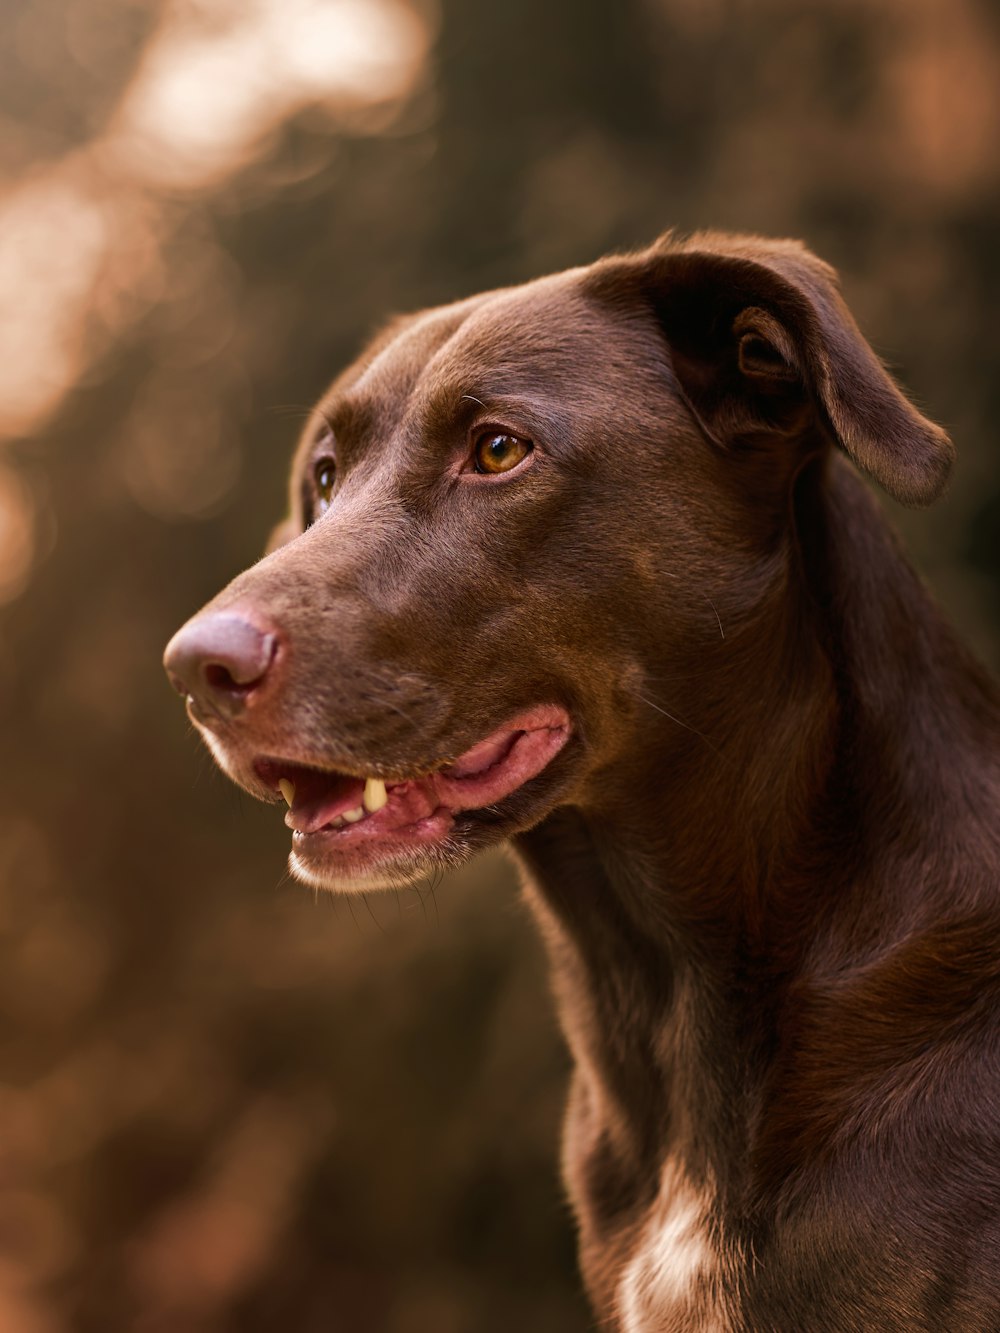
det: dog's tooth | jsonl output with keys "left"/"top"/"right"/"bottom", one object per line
{"left": 331, "top": 814, "right": 346, "bottom": 828}
{"left": 343, "top": 805, "right": 365, "bottom": 823}
{"left": 278, "top": 779, "right": 295, "bottom": 807}
{"left": 363, "top": 778, "right": 388, "bottom": 813}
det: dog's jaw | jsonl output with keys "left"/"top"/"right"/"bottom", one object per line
{"left": 288, "top": 841, "right": 448, "bottom": 894}
{"left": 200, "top": 704, "right": 574, "bottom": 894}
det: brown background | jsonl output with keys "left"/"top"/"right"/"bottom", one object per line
{"left": 1, "top": 0, "right": 998, "bottom": 1329}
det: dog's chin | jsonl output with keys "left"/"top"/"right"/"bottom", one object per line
{"left": 286, "top": 816, "right": 482, "bottom": 895}
{"left": 287, "top": 845, "right": 444, "bottom": 894}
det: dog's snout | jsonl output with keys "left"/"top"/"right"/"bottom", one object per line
{"left": 163, "top": 612, "right": 278, "bottom": 718}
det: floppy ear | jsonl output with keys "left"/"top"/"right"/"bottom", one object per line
{"left": 589, "top": 232, "right": 954, "bottom": 507}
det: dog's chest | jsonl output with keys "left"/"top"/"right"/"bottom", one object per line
{"left": 616, "top": 1160, "right": 735, "bottom": 1333}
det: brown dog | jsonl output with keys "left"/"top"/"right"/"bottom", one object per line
{"left": 164, "top": 231, "right": 1000, "bottom": 1331}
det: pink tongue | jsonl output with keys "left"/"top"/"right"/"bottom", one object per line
{"left": 287, "top": 774, "right": 364, "bottom": 833}
{"left": 288, "top": 772, "right": 439, "bottom": 835}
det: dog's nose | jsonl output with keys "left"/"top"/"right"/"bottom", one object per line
{"left": 163, "top": 613, "right": 277, "bottom": 718}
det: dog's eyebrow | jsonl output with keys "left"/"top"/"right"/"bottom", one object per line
{"left": 406, "top": 389, "right": 496, "bottom": 441}
{"left": 313, "top": 397, "right": 377, "bottom": 456}
{"left": 450, "top": 389, "right": 573, "bottom": 452}
{"left": 447, "top": 389, "right": 543, "bottom": 425}
{"left": 298, "top": 408, "right": 335, "bottom": 455}
{"left": 451, "top": 390, "right": 501, "bottom": 418}
{"left": 408, "top": 388, "right": 572, "bottom": 468}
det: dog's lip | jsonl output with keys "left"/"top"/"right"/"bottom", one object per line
{"left": 252, "top": 704, "right": 572, "bottom": 842}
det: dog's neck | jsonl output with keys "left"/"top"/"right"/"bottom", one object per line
{"left": 513, "top": 459, "right": 996, "bottom": 1250}
{"left": 514, "top": 550, "right": 830, "bottom": 1244}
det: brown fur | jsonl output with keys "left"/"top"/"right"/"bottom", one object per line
{"left": 165, "top": 231, "right": 1000, "bottom": 1330}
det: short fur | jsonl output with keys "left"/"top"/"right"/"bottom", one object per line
{"left": 165, "top": 232, "right": 1000, "bottom": 1330}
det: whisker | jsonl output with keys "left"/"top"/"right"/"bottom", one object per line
{"left": 642, "top": 667, "right": 730, "bottom": 687}
{"left": 361, "top": 892, "right": 385, "bottom": 934}
{"left": 345, "top": 894, "right": 362, "bottom": 934}
{"left": 704, "top": 594, "right": 726, "bottom": 640}
{"left": 637, "top": 691, "right": 727, "bottom": 764}
{"left": 413, "top": 884, "right": 429, "bottom": 925}
{"left": 373, "top": 695, "right": 413, "bottom": 723}
{"left": 652, "top": 569, "right": 726, "bottom": 640}
{"left": 426, "top": 870, "right": 442, "bottom": 927}
{"left": 271, "top": 865, "right": 294, "bottom": 894}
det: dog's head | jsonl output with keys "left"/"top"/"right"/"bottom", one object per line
{"left": 164, "top": 231, "right": 952, "bottom": 892}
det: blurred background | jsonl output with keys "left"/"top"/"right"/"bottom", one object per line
{"left": 1, "top": 0, "right": 998, "bottom": 1328}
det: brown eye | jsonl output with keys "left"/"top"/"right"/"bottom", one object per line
{"left": 473, "top": 432, "right": 532, "bottom": 475}
{"left": 314, "top": 458, "right": 336, "bottom": 513}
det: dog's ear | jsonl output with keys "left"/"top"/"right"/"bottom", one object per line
{"left": 588, "top": 232, "right": 954, "bottom": 506}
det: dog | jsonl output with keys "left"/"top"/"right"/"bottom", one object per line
{"left": 164, "top": 230, "right": 1000, "bottom": 1331}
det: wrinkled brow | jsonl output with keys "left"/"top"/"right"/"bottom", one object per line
{"left": 408, "top": 389, "right": 485, "bottom": 442}
{"left": 321, "top": 397, "right": 377, "bottom": 450}
{"left": 299, "top": 396, "right": 393, "bottom": 477}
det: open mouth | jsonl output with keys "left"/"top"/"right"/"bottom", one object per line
{"left": 252, "top": 704, "right": 572, "bottom": 889}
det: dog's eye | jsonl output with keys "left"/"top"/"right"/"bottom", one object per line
{"left": 314, "top": 458, "right": 336, "bottom": 514}
{"left": 473, "top": 432, "right": 532, "bottom": 475}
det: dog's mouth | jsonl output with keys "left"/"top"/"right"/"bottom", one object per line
{"left": 252, "top": 704, "right": 572, "bottom": 890}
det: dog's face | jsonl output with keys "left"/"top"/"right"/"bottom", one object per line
{"left": 164, "top": 272, "right": 718, "bottom": 892}
{"left": 164, "top": 232, "right": 952, "bottom": 892}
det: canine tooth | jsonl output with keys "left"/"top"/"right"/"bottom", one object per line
{"left": 343, "top": 806, "right": 364, "bottom": 823}
{"left": 278, "top": 779, "right": 295, "bottom": 806}
{"left": 363, "top": 778, "right": 388, "bottom": 812}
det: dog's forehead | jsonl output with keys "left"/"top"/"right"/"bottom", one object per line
{"left": 324, "top": 268, "right": 614, "bottom": 428}
{"left": 417, "top": 269, "right": 602, "bottom": 390}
